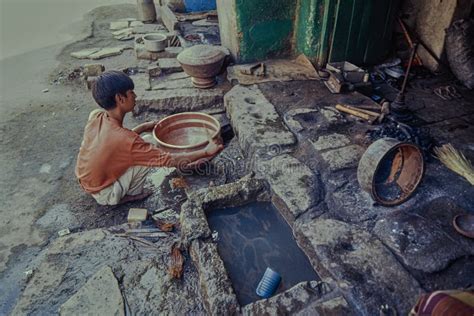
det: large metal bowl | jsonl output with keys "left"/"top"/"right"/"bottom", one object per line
{"left": 153, "top": 112, "right": 222, "bottom": 153}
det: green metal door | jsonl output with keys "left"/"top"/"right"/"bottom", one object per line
{"left": 295, "top": 0, "right": 400, "bottom": 66}
{"left": 329, "top": 0, "right": 400, "bottom": 65}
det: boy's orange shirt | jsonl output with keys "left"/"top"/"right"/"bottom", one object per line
{"left": 75, "top": 111, "right": 170, "bottom": 194}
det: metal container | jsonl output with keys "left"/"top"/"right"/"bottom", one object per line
{"left": 137, "top": 0, "right": 156, "bottom": 23}
{"left": 256, "top": 267, "right": 281, "bottom": 298}
{"left": 357, "top": 138, "right": 424, "bottom": 206}
{"left": 143, "top": 33, "right": 167, "bottom": 52}
{"left": 153, "top": 112, "right": 222, "bottom": 154}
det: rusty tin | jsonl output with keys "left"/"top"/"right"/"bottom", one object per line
{"left": 357, "top": 138, "right": 424, "bottom": 206}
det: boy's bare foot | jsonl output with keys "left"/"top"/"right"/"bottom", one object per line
{"left": 118, "top": 189, "right": 153, "bottom": 205}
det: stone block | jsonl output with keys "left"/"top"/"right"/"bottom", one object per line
{"left": 243, "top": 281, "right": 351, "bottom": 315}
{"left": 70, "top": 48, "right": 100, "bottom": 59}
{"left": 190, "top": 240, "right": 239, "bottom": 315}
{"left": 311, "top": 133, "right": 351, "bottom": 151}
{"left": 159, "top": 5, "right": 179, "bottom": 32}
{"left": 224, "top": 85, "right": 296, "bottom": 159}
{"left": 59, "top": 266, "right": 124, "bottom": 316}
{"left": 128, "top": 208, "right": 148, "bottom": 223}
{"left": 283, "top": 108, "right": 319, "bottom": 133}
{"left": 151, "top": 77, "right": 194, "bottom": 90}
{"left": 85, "top": 76, "right": 98, "bottom": 90}
{"left": 130, "top": 20, "right": 144, "bottom": 27}
{"left": 110, "top": 20, "right": 129, "bottom": 30}
{"left": 89, "top": 46, "right": 127, "bottom": 60}
{"left": 321, "top": 145, "right": 363, "bottom": 171}
{"left": 135, "top": 84, "right": 226, "bottom": 114}
{"left": 296, "top": 219, "right": 423, "bottom": 315}
{"left": 83, "top": 63, "right": 105, "bottom": 77}
{"left": 158, "top": 58, "right": 182, "bottom": 74}
{"left": 147, "top": 64, "right": 161, "bottom": 77}
{"left": 132, "top": 23, "right": 167, "bottom": 34}
{"left": 257, "top": 154, "right": 320, "bottom": 220}
{"left": 373, "top": 198, "right": 474, "bottom": 273}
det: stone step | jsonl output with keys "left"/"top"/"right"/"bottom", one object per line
{"left": 133, "top": 73, "right": 227, "bottom": 114}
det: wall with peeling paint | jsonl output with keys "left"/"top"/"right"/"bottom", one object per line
{"left": 218, "top": 0, "right": 400, "bottom": 65}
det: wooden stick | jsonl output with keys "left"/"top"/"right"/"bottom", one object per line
{"left": 335, "top": 104, "right": 371, "bottom": 120}
{"left": 344, "top": 105, "right": 380, "bottom": 117}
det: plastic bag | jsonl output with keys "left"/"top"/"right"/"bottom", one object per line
{"left": 446, "top": 19, "right": 474, "bottom": 89}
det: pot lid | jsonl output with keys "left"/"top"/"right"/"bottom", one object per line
{"left": 177, "top": 45, "right": 225, "bottom": 66}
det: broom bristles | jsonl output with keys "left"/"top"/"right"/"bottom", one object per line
{"left": 434, "top": 143, "right": 474, "bottom": 185}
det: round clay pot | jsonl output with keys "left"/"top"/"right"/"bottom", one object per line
{"left": 143, "top": 33, "right": 167, "bottom": 52}
{"left": 177, "top": 45, "right": 226, "bottom": 89}
{"left": 153, "top": 112, "right": 222, "bottom": 154}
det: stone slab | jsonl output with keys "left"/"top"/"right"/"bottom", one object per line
{"left": 224, "top": 85, "right": 296, "bottom": 159}
{"left": 132, "top": 23, "right": 167, "bottom": 34}
{"left": 190, "top": 240, "right": 239, "bottom": 315}
{"left": 257, "top": 154, "right": 320, "bottom": 220}
{"left": 70, "top": 48, "right": 101, "bottom": 59}
{"left": 373, "top": 198, "right": 474, "bottom": 273}
{"left": 311, "top": 133, "right": 351, "bottom": 151}
{"left": 135, "top": 86, "right": 225, "bottom": 114}
{"left": 158, "top": 58, "right": 182, "bottom": 74}
{"left": 283, "top": 108, "right": 319, "bottom": 133}
{"left": 159, "top": 5, "right": 179, "bottom": 32}
{"left": 89, "top": 46, "right": 129, "bottom": 60}
{"left": 110, "top": 20, "right": 129, "bottom": 30}
{"left": 59, "top": 266, "right": 124, "bottom": 316}
{"left": 296, "top": 219, "right": 423, "bottom": 315}
{"left": 151, "top": 77, "right": 194, "bottom": 90}
{"left": 326, "top": 174, "right": 382, "bottom": 223}
{"left": 242, "top": 281, "right": 351, "bottom": 315}
{"left": 320, "top": 145, "right": 364, "bottom": 171}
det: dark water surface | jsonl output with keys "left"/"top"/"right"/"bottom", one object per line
{"left": 207, "top": 202, "right": 319, "bottom": 305}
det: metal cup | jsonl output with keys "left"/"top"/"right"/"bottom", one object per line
{"left": 256, "top": 267, "right": 281, "bottom": 298}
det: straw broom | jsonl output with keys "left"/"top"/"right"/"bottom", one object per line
{"left": 434, "top": 143, "right": 474, "bottom": 185}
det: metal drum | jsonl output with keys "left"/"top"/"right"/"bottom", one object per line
{"left": 357, "top": 138, "right": 424, "bottom": 206}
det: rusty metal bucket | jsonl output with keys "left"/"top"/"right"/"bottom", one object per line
{"left": 357, "top": 138, "right": 424, "bottom": 206}
{"left": 153, "top": 112, "right": 222, "bottom": 154}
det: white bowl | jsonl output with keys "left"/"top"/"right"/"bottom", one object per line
{"left": 143, "top": 33, "right": 167, "bottom": 52}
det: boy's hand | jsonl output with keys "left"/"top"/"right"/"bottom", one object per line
{"left": 132, "top": 121, "right": 158, "bottom": 134}
{"left": 202, "top": 141, "right": 224, "bottom": 158}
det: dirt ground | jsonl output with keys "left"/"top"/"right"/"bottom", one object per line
{"left": 0, "top": 4, "right": 160, "bottom": 313}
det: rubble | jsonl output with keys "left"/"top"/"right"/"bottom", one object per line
{"left": 83, "top": 63, "right": 104, "bottom": 77}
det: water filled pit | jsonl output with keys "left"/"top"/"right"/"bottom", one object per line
{"left": 207, "top": 202, "right": 319, "bottom": 305}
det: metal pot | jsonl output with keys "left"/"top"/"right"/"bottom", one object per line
{"left": 153, "top": 112, "right": 222, "bottom": 154}
{"left": 357, "top": 138, "right": 424, "bottom": 206}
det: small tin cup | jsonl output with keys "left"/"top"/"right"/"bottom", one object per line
{"left": 256, "top": 267, "right": 281, "bottom": 298}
